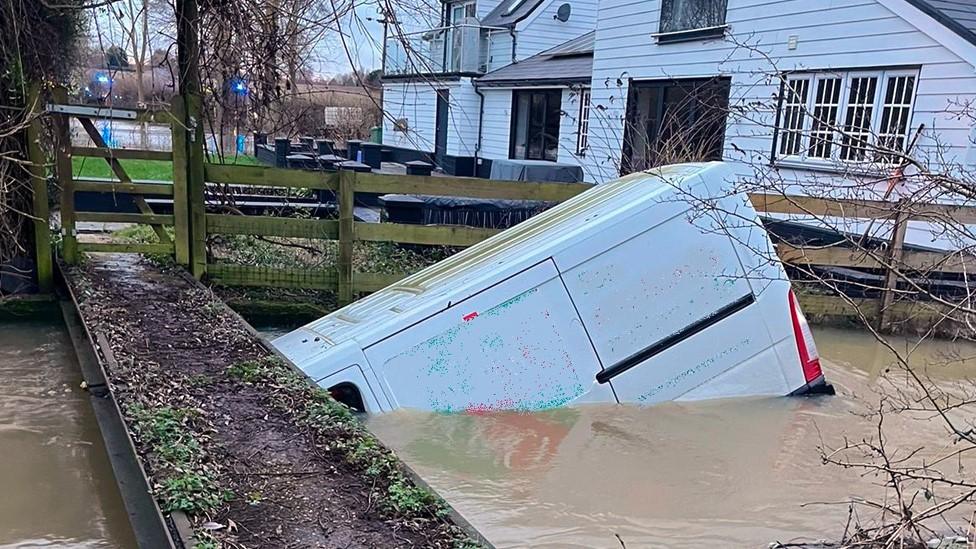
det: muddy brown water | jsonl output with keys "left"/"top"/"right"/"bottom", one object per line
{"left": 0, "top": 321, "right": 135, "bottom": 548}
{"left": 361, "top": 326, "right": 976, "bottom": 548}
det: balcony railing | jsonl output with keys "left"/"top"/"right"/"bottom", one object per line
{"left": 384, "top": 23, "right": 508, "bottom": 77}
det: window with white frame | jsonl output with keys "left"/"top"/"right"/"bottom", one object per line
{"left": 577, "top": 88, "right": 591, "bottom": 156}
{"left": 775, "top": 69, "right": 918, "bottom": 166}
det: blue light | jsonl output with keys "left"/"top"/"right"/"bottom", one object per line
{"left": 95, "top": 72, "right": 110, "bottom": 85}
{"left": 230, "top": 77, "right": 248, "bottom": 96}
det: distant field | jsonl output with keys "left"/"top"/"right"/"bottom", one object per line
{"left": 72, "top": 154, "right": 259, "bottom": 181}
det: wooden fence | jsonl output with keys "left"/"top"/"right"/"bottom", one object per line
{"left": 41, "top": 100, "right": 976, "bottom": 327}
{"left": 201, "top": 165, "right": 591, "bottom": 304}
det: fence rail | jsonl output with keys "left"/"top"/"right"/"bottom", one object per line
{"left": 194, "top": 164, "right": 976, "bottom": 316}
{"left": 200, "top": 165, "right": 591, "bottom": 304}
{"left": 41, "top": 101, "right": 976, "bottom": 327}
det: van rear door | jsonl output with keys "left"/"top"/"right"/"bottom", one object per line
{"left": 363, "top": 259, "right": 616, "bottom": 412}
{"left": 556, "top": 206, "right": 788, "bottom": 404}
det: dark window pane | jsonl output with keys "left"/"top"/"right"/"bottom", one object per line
{"left": 512, "top": 92, "right": 531, "bottom": 159}
{"left": 544, "top": 90, "right": 562, "bottom": 161}
{"left": 875, "top": 75, "right": 914, "bottom": 164}
{"left": 510, "top": 89, "right": 562, "bottom": 161}
{"left": 808, "top": 77, "right": 842, "bottom": 159}
{"left": 622, "top": 77, "right": 730, "bottom": 173}
{"left": 660, "top": 0, "right": 728, "bottom": 33}
{"left": 840, "top": 76, "right": 877, "bottom": 161}
{"left": 777, "top": 77, "right": 809, "bottom": 157}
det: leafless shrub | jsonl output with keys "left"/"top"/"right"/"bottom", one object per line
{"left": 578, "top": 32, "right": 976, "bottom": 547}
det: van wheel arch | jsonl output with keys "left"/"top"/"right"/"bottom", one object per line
{"left": 328, "top": 382, "right": 366, "bottom": 413}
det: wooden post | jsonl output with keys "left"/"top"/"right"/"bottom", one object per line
{"left": 337, "top": 170, "right": 355, "bottom": 305}
{"left": 52, "top": 87, "right": 78, "bottom": 264}
{"left": 185, "top": 94, "right": 207, "bottom": 278}
{"left": 177, "top": 0, "right": 207, "bottom": 278}
{"left": 25, "top": 84, "right": 53, "bottom": 291}
{"left": 878, "top": 205, "right": 909, "bottom": 333}
{"left": 169, "top": 96, "right": 191, "bottom": 266}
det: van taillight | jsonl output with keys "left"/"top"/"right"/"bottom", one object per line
{"left": 789, "top": 289, "right": 822, "bottom": 383}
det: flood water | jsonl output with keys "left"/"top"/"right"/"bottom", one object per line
{"left": 0, "top": 321, "right": 136, "bottom": 548}
{"left": 366, "top": 327, "right": 976, "bottom": 548}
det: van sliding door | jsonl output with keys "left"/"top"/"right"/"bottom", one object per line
{"left": 363, "top": 259, "right": 615, "bottom": 412}
{"left": 557, "top": 211, "right": 776, "bottom": 404}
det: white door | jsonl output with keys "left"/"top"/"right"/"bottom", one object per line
{"left": 364, "top": 259, "right": 615, "bottom": 412}
{"left": 557, "top": 211, "right": 776, "bottom": 404}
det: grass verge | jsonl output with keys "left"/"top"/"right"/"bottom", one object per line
{"left": 72, "top": 154, "right": 258, "bottom": 180}
{"left": 226, "top": 356, "right": 480, "bottom": 546}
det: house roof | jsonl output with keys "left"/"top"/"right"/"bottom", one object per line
{"left": 476, "top": 31, "right": 594, "bottom": 87}
{"left": 908, "top": 0, "right": 976, "bottom": 46}
{"left": 481, "top": 0, "right": 549, "bottom": 28}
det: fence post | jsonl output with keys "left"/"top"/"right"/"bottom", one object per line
{"left": 274, "top": 138, "right": 290, "bottom": 168}
{"left": 51, "top": 87, "right": 77, "bottom": 265}
{"left": 169, "top": 96, "right": 191, "bottom": 266}
{"left": 176, "top": 0, "right": 206, "bottom": 278}
{"left": 337, "top": 170, "right": 355, "bottom": 305}
{"left": 878, "top": 205, "right": 909, "bottom": 333}
{"left": 185, "top": 93, "right": 207, "bottom": 278}
{"left": 25, "top": 84, "right": 53, "bottom": 291}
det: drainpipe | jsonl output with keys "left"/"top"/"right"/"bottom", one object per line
{"left": 509, "top": 25, "right": 517, "bottom": 63}
{"left": 474, "top": 84, "right": 485, "bottom": 171}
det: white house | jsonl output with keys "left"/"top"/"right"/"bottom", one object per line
{"left": 382, "top": 0, "right": 976, "bottom": 190}
{"left": 579, "top": 0, "right": 976, "bottom": 189}
{"left": 381, "top": 0, "right": 598, "bottom": 176}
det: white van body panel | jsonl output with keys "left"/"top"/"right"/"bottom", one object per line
{"left": 273, "top": 162, "right": 819, "bottom": 413}
{"left": 364, "top": 259, "right": 615, "bottom": 412}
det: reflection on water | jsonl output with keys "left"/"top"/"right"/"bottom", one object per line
{"left": 368, "top": 327, "right": 976, "bottom": 548}
{"left": 0, "top": 321, "right": 135, "bottom": 548}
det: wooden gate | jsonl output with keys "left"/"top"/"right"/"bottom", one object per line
{"left": 49, "top": 95, "right": 190, "bottom": 265}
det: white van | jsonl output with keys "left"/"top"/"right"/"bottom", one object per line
{"left": 273, "top": 162, "right": 830, "bottom": 413}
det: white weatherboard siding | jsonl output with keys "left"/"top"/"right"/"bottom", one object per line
{"left": 477, "top": 0, "right": 503, "bottom": 20}
{"left": 515, "top": 0, "right": 599, "bottom": 60}
{"left": 582, "top": 0, "right": 976, "bottom": 185}
{"left": 487, "top": 31, "right": 514, "bottom": 71}
{"left": 382, "top": 82, "right": 436, "bottom": 152}
{"left": 382, "top": 79, "right": 483, "bottom": 156}
{"left": 480, "top": 88, "right": 513, "bottom": 159}
{"left": 447, "top": 79, "right": 482, "bottom": 156}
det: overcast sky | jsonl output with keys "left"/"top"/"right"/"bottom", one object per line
{"left": 311, "top": 5, "right": 385, "bottom": 75}
{"left": 91, "top": 3, "right": 385, "bottom": 78}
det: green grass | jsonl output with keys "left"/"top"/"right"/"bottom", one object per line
{"left": 72, "top": 154, "right": 259, "bottom": 181}
{"left": 126, "top": 404, "right": 230, "bottom": 514}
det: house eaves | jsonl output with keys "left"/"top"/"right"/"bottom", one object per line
{"left": 877, "top": 0, "right": 976, "bottom": 68}
{"left": 481, "top": 0, "right": 549, "bottom": 28}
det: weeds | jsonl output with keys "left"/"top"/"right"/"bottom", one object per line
{"left": 186, "top": 373, "right": 213, "bottom": 388}
{"left": 226, "top": 355, "right": 478, "bottom": 544}
{"left": 226, "top": 360, "right": 266, "bottom": 383}
{"left": 159, "top": 473, "right": 229, "bottom": 514}
{"left": 127, "top": 404, "right": 228, "bottom": 514}
{"left": 191, "top": 531, "right": 220, "bottom": 549}
{"left": 112, "top": 224, "right": 177, "bottom": 265}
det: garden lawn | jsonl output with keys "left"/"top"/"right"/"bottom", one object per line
{"left": 72, "top": 155, "right": 259, "bottom": 181}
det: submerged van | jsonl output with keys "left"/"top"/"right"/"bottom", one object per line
{"left": 273, "top": 162, "right": 830, "bottom": 413}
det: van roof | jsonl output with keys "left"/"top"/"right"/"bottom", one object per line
{"left": 285, "top": 162, "right": 723, "bottom": 353}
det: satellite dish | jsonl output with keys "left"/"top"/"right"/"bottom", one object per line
{"left": 555, "top": 3, "right": 571, "bottom": 22}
